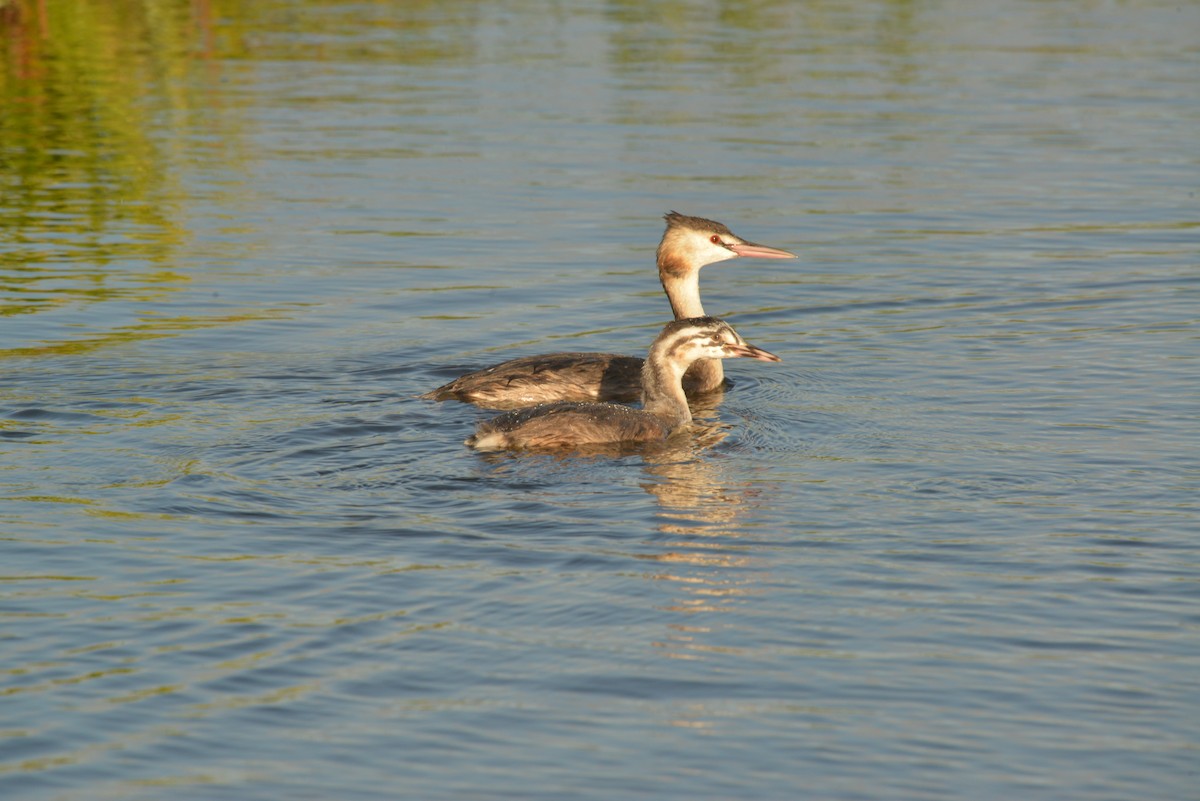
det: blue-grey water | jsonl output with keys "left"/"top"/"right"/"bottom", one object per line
{"left": 2, "top": 2, "right": 1198, "bottom": 799}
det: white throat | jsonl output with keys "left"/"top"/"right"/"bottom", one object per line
{"left": 661, "top": 271, "right": 705, "bottom": 320}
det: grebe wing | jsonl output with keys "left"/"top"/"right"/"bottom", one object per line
{"left": 423, "top": 353, "right": 643, "bottom": 409}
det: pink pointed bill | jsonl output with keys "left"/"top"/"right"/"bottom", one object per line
{"left": 728, "top": 242, "right": 796, "bottom": 259}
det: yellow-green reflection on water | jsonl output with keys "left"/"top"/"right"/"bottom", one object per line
{"left": 0, "top": 0, "right": 505, "bottom": 357}
{"left": 0, "top": 0, "right": 238, "bottom": 352}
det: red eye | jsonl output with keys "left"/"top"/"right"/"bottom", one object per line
{"left": 710, "top": 235, "right": 722, "bottom": 244}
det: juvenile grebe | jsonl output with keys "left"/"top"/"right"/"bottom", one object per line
{"left": 465, "top": 317, "right": 780, "bottom": 451}
{"left": 423, "top": 212, "right": 794, "bottom": 409}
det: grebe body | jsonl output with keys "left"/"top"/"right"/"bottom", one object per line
{"left": 428, "top": 352, "right": 644, "bottom": 408}
{"left": 424, "top": 213, "right": 794, "bottom": 409}
{"left": 465, "top": 317, "right": 780, "bottom": 451}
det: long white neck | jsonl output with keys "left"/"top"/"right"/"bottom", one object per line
{"left": 660, "top": 270, "right": 705, "bottom": 319}
{"left": 659, "top": 266, "right": 723, "bottom": 391}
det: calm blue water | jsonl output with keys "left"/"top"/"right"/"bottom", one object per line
{"left": 2, "top": 2, "right": 1198, "bottom": 799}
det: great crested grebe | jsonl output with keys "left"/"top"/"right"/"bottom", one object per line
{"left": 465, "top": 316, "right": 780, "bottom": 451}
{"left": 422, "top": 212, "right": 794, "bottom": 409}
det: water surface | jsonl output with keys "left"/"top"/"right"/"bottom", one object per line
{"left": 2, "top": 2, "right": 1197, "bottom": 799}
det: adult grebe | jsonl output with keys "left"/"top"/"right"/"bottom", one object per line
{"left": 423, "top": 212, "right": 795, "bottom": 409}
{"left": 465, "top": 317, "right": 780, "bottom": 451}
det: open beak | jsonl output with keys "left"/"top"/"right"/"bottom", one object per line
{"left": 725, "top": 343, "right": 781, "bottom": 363}
{"left": 728, "top": 241, "right": 796, "bottom": 260}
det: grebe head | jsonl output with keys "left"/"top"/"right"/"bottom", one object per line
{"left": 656, "top": 211, "right": 796, "bottom": 279}
{"left": 652, "top": 316, "right": 781, "bottom": 372}
{"left": 639, "top": 316, "right": 780, "bottom": 424}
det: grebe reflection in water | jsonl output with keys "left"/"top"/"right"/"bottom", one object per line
{"left": 424, "top": 213, "right": 795, "bottom": 410}
{"left": 465, "top": 317, "right": 780, "bottom": 452}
